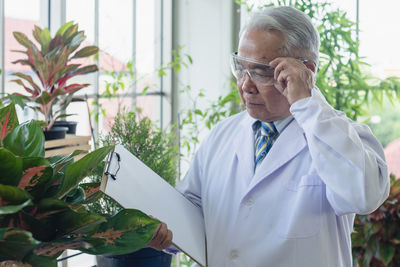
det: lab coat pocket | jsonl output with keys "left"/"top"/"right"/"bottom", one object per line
{"left": 279, "top": 174, "right": 323, "bottom": 239}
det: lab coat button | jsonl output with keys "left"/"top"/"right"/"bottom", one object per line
{"left": 230, "top": 250, "right": 239, "bottom": 259}
{"left": 245, "top": 197, "right": 254, "bottom": 206}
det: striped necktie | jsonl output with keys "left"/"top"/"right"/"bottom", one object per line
{"left": 254, "top": 121, "right": 277, "bottom": 169}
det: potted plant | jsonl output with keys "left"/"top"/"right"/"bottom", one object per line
{"left": 0, "top": 102, "right": 162, "bottom": 267}
{"left": 351, "top": 174, "right": 400, "bottom": 266}
{"left": 89, "top": 111, "right": 178, "bottom": 267}
{"left": 8, "top": 21, "right": 98, "bottom": 139}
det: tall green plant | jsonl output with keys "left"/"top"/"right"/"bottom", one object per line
{"left": 102, "top": 111, "right": 178, "bottom": 186}
{"left": 0, "top": 103, "right": 160, "bottom": 267}
{"left": 203, "top": 0, "right": 400, "bottom": 125}
{"left": 87, "top": 111, "right": 178, "bottom": 216}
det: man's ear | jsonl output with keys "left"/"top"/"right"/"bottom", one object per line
{"left": 304, "top": 61, "right": 316, "bottom": 73}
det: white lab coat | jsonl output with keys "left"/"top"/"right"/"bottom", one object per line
{"left": 177, "top": 88, "right": 389, "bottom": 267}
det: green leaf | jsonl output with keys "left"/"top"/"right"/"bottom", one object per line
{"left": 6, "top": 94, "right": 29, "bottom": 109}
{"left": 362, "top": 247, "right": 373, "bottom": 267}
{"left": 30, "top": 237, "right": 84, "bottom": 258}
{"left": 17, "top": 211, "right": 56, "bottom": 242}
{"left": 20, "top": 157, "right": 53, "bottom": 199}
{"left": 23, "top": 252, "right": 57, "bottom": 267}
{"left": 40, "top": 28, "right": 52, "bottom": 54}
{"left": 35, "top": 91, "right": 51, "bottom": 105}
{"left": 13, "top": 32, "right": 34, "bottom": 49}
{"left": 0, "top": 102, "right": 19, "bottom": 145}
{"left": 380, "top": 242, "right": 395, "bottom": 265}
{"left": 0, "top": 199, "right": 32, "bottom": 215}
{"left": 32, "top": 25, "right": 42, "bottom": 45}
{"left": 0, "top": 184, "right": 31, "bottom": 204}
{"left": 79, "top": 182, "right": 101, "bottom": 202}
{"left": 0, "top": 228, "right": 40, "bottom": 261}
{"left": 158, "top": 69, "right": 166, "bottom": 77}
{"left": 71, "top": 46, "right": 99, "bottom": 59}
{"left": 56, "top": 146, "right": 114, "bottom": 199}
{"left": 63, "top": 186, "right": 85, "bottom": 204}
{"left": 52, "top": 209, "right": 106, "bottom": 236}
{"left": 56, "top": 21, "right": 74, "bottom": 36}
{"left": 351, "top": 230, "right": 364, "bottom": 247}
{"left": 82, "top": 209, "right": 160, "bottom": 255}
{"left": 0, "top": 148, "right": 23, "bottom": 186}
{"left": 3, "top": 120, "right": 45, "bottom": 158}
{"left": 48, "top": 150, "right": 83, "bottom": 173}
{"left": 36, "top": 198, "right": 69, "bottom": 213}
{"left": 13, "top": 72, "right": 42, "bottom": 94}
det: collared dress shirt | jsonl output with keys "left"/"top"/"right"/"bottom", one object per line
{"left": 252, "top": 116, "right": 294, "bottom": 169}
{"left": 176, "top": 88, "right": 389, "bottom": 267}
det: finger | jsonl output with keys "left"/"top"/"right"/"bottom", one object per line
{"left": 269, "top": 57, "right": 284, "bottom": 68}
{"left": 152, "top": 223, "right": 168, "bottom": 245}
{"left": 273, "top": 60, "right": 291, "bottom": 81}
{"left": 160, "top": 229, "right": 173, "bottom": 249}
{"left": 147, "top": 222, "right": 164, "bottom": 248}
{"left": 151, "top": 223, "right": 162, "bottom": 240}
{"left": 276, "top": 69, "right": 289, "bottom": 93}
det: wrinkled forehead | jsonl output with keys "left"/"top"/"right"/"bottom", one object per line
{"left": 238, "top": 29, "right": 287, "bottom": 62}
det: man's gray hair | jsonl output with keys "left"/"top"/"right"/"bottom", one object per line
{"left": 240, "top": 6, "right": 320, "bottom": 66}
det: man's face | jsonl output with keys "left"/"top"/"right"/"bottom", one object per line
{"left": 237, "top": 29, "right": 291, "bottom": 122}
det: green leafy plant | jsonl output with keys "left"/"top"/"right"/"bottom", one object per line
{"left": 198, "top": 0, "right": 400, "bottom": 129}
{"left": 90, "top": 45, "right": 192, "bottom": 124}
{"left": 0, "top": 102, "right": 160, "bottom": 267}
{"left": 7, "top": 21, "right": 99, "bottom": 130}
{"left": 352, "top": 175, "right": 400, "bottom": 267}
{"left": 90, "top": 60, "right": 137, "bottom": 123}
{"left": 87, "top": 110, "right": 179, "bottom": 216}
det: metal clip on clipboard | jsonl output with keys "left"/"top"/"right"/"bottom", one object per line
{"left": 104, "top": 152, "right": 121, "bottom": 180}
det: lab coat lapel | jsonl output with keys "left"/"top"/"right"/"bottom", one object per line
{"left": 232, "top": 114, "right": 256, "bottom": 183}
{"left": 249, "top": 120, "right": 307, "bottom": 189}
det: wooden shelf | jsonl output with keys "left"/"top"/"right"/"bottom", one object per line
{"left": 45, "top": 135, "right": 91, "bottom": 159}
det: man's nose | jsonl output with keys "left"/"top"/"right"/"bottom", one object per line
{"left": 241, "top": 71, "right": 257, "bottom": 94}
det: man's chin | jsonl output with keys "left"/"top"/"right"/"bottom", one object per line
{"left": 246, "top": 108, "right": 285, "bottom": 122}
{"left": 246, "top": 109, "right": 266, "bottom": 121}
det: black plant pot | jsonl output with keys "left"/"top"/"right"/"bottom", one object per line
{"left": 97, "top": 248, "right": 172, "bottom": 267}
{"left": 53, "top": 121, "right": 78, "bottom": 134}
{"left": 43, "top": 126, "right": 68, "bottom": 141}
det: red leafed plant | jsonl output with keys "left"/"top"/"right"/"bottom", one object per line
{"left": 352, "top": 174, "right": 400, "bottom": 266}
{"left": 10, "top": 21, "right": 99, "bottom": 130}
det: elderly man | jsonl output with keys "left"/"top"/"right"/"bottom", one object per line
{"left": 148, "top": 6, "right": 389, "bottom": 267}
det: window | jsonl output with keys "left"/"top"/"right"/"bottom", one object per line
{"left": 3, "top": 0, "right": 40, "bottom": 121}
{"left": 1, "top": 0, "right": 169, "bottom": 137}
{"left": 65, "top": 0, "right": 165, "bottom": 136}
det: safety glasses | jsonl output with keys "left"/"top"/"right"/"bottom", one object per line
{"left": 231, "top": 52, "right": 313, "bottom": 86}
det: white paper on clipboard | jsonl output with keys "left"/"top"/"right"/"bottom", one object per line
{"left": 100, "top": 144, "right": 207, "bottom": 267}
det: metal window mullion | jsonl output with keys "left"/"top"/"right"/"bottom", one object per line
{"left": 39, "top": 0, "right": 50, "bottom": 29}
{"left": 159, "top": 0, "right": 164, "bottom": 129}
{"left": 154, "top": 0, "right": 163, "bottom": 129}
{"left": 156, "top": 0, "right": 172, "bottom": 130}
{"left": 0, "top": 0, "right": 4, "bottom": 95}
{"left": 356, "top": 0, "right": 359, "bottom": 50}
{"left": 49, "top": 0, "right": 66, "bottom": 36}
{"left": 131, "top": 0, "right": 137, "bottom": 111}
{"left": 93, "top": 0, "right": 99, "bottom": 138}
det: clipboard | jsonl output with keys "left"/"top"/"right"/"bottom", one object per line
{"left": 100, "top": 145, "right": 207, "bottom": 267}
